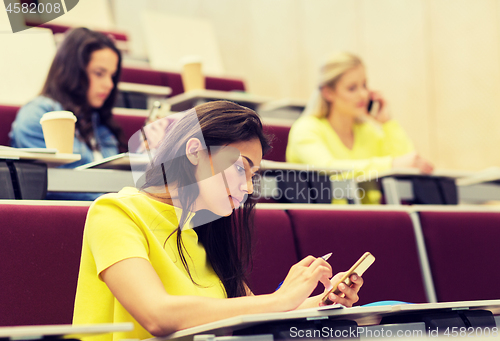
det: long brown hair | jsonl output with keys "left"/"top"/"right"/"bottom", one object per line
{"left": 141, "top": 101, "right": 271, "bottom": 298}
{"left": 41, "top": 27, "right": 125, "bottom": 151}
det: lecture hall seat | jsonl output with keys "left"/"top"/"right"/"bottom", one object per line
{"left": 0, "top": 203, "right": 89, "bottom": 326}
{"left": 0, "top": 204, "right": 298, "bottom": 325}
{"left": 0, "top": 104, "right": 144, "bottom": 148}
{"left": 262, "top": 124, "right": 291, "bottom": 162}
{"left": 113, "top": 113, "right": 147, "bottom": 144}
{"left": 0, "top": 105, "right": 20, "bottom": 146}
{"left": 287, "top": 209, "right": 429, "bottom": 305}
{"left": 248, "top": 209, "right": 299, "bottom": 295}
{"left": 24, "top": 21, "right": 129, "bottom": 42}
{"left": 418, "top": 210, "right": 500, "bottom": 302}
{"left": 120, "top": 67, "right": 246, "bottom": 97}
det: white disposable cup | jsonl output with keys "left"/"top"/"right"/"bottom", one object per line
{"left": 181, "top": 56, "right": 205, "bottom": 92}
{"left": 39, "top": 111, "right": 77, "bottom": 154}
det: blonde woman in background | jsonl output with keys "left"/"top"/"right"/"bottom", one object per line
{"left": 286, "top": 52, "right": 433, "bottom": 203}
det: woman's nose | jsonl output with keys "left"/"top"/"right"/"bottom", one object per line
{"left": 104, "top": 76, "right": 114, "bottom": 91}
{"left": 240, "top": 178, "right": 253, "bottom": 195}
{"left": 360, "top": 88, "right": 370, "bottom": 100}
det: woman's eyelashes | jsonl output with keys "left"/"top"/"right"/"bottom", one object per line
{"left": 235, "top": 163, "right": 245, "bottom": 174}
{"left": 92, "top": 70, "right": 104, "bottom": 78}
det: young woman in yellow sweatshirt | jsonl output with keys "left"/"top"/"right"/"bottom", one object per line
{"left": 286, "top": 52, "right": 433, "bottom": 203}
{"left": 73, "top": 101, "right": 364, "bottom": 341}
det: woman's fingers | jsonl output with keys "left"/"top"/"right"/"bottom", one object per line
{"left": 295, "top": 255, "right": 318, "bottom": 267}
{"left": 277, "top": 256, "right": 333, "bottom": 310}
{"left": 325, "top": 274, "right": 363, "bottom": 307}
{"left": 350, "top": 274, "right": 364, "bottom": 290}
{"left": 416, "top": 155, "right": 434, "bottom": 174}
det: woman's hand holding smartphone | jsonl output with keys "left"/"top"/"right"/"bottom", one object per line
{"left": 367, "top": 91, "right": 391, "bottom": 124}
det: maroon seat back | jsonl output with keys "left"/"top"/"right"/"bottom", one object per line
{"left": 287, "top": 209, "right": 428, "bottom": 305}
{"left": 25, "top": 22, "right": 129, "bottom": 41}
{"left": 0, "top": 204, "right": 89, "bottom": 326}
{"left": 120, "top": 67, "right": 164, "bottom": 87}
{"left": 121, "top": 67, "right": 246, "bottom": 97}
{"left": 205, "top": 76, "right": 245, "bottom": 93}
{"left": 113, "top": 114, "right": 146, "bottom": 144}
{"left": 263, "top": 125, "right": 291, "bottom": 162}
{"left": 0, "top": 105, "right": 20, "bottom": 146}
{"left": 248, "top": 209, "right": 298, "bottom": 295}
{"left": 419, "top": 211, "right": 500, "bottom": 302}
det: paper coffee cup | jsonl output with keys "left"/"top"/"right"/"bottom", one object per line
{"left": 181, "top": 56, "right": 205, "bottom": 92}
{"left": 39, "top": 111, "right": 77, "bottom": 154}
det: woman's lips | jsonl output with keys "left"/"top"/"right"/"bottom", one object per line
{"left": 229, "top": 196, "right": 241, "bottom": 208}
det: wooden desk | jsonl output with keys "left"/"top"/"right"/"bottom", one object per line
{"left": 150, "top": 300, "right": 500, "bottom": 341}
{"left": 259, "top": 161, "right": 359, "bottom": 204}
{"left": 259, "top": 98, "right": 307, "bottom": 112}
{"left": 0, "top": 323, "right": 133, "bottom": 340}
{"left": 453, "top": 167, "right": 500, "bottom": 204}
{"left": 166, "top": 89, "right": 272, "bottom": 112}
{"left": 47, "top": 168, "right": 135, "bottom": 193}
{"left": 118, "top": 82, "right": 172, "bottom": 110}
{"left": 118, "top": 82, "right": 172, "bottom": 97}
{"left": 364, "top": 169, "right": 500, "bottom": 205}
{"left": 259, "top": 98, "right": 306, "bottom": 120}
{"left": 0, "top": 149, "right": 81, "bottom": 167}
{"left": 357, "top": 169, "right": 472, "bottom": 205}
{"left": 53, "top": 159, "right": 358, "bottom": 202}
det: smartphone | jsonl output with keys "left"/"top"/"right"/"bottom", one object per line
{"left": 367, "top": 100, "right": 380, "bottom": 116}
{"left": 322, "top": 252, "right": 375, "bottom": 303}
{"left": 367, "top": 99, "right": 374, "bottom": 112}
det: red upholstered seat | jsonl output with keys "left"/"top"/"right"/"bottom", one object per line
{"left": 0, "top": 104, "right": 144, "bottom": 148}
{"left": 287, "top": 209, "right": 428, "bottom": 305}
{"left": 248, "top": 209, "right": 298, "bottom": 295}
{"left": 205, "top": 76, "right": 245, "bottom": 93}
{"left": 113, "top": 114, "right": 146, "bottom": 143}
{"left": 120, "top": 67, "right": 246, "bottom": 97}
{"left": 0, "top": 105, "right": 20, "bottom": 146}
{"left": 418, "top": 211, "right": 500, "bottom": 302}
{"left": 263, "top": 125, "right": 290, "bottom": 162}
{"left": 120, "top": 67, "right": 164, "bottom": 87}
{"left": 0, "top": 204, "right": 89, "bottom": 326}
{"left": 24, "top": 21, "right": 129, "bottom": 41}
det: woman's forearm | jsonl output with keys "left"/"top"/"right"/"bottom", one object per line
{"left": 294, "top": 294, "right": 323, "bottom": 310}
{"left": 148, "top": 293, "right": 282, "bottom": 336}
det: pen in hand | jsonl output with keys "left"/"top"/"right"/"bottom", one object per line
{"left": 275, "top": 252, "right": 332, "bottom": 291}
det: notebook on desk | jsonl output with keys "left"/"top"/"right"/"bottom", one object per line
{"left": 75, "top": 152, "right": 151, "bottom": 171}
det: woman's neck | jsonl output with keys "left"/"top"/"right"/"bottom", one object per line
{"left": 141, "top": 186, "right": 176, "bottom": 206}
{"left": 327, "top": 107, "right": 355, "bottom": 138}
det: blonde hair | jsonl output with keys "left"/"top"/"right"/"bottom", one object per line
{"left": 303, "top": 52, "right": 363, "bottom": 118}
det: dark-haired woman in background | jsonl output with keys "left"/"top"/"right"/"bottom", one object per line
{"left": 73, "top": 101, "right": 363, "bottom": 341}
{"left": 9, "top": 27, "right": 125, "bottom": 199}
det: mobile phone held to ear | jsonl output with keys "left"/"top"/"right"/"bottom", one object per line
{"left": 367, "top": 100, "right": 380, "bottom": 116}
{"left": 367, "top": 99, "right": 374, "bottom": 112}
{"left": 322, "top": 252, "right": 375, "bottom": 303}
